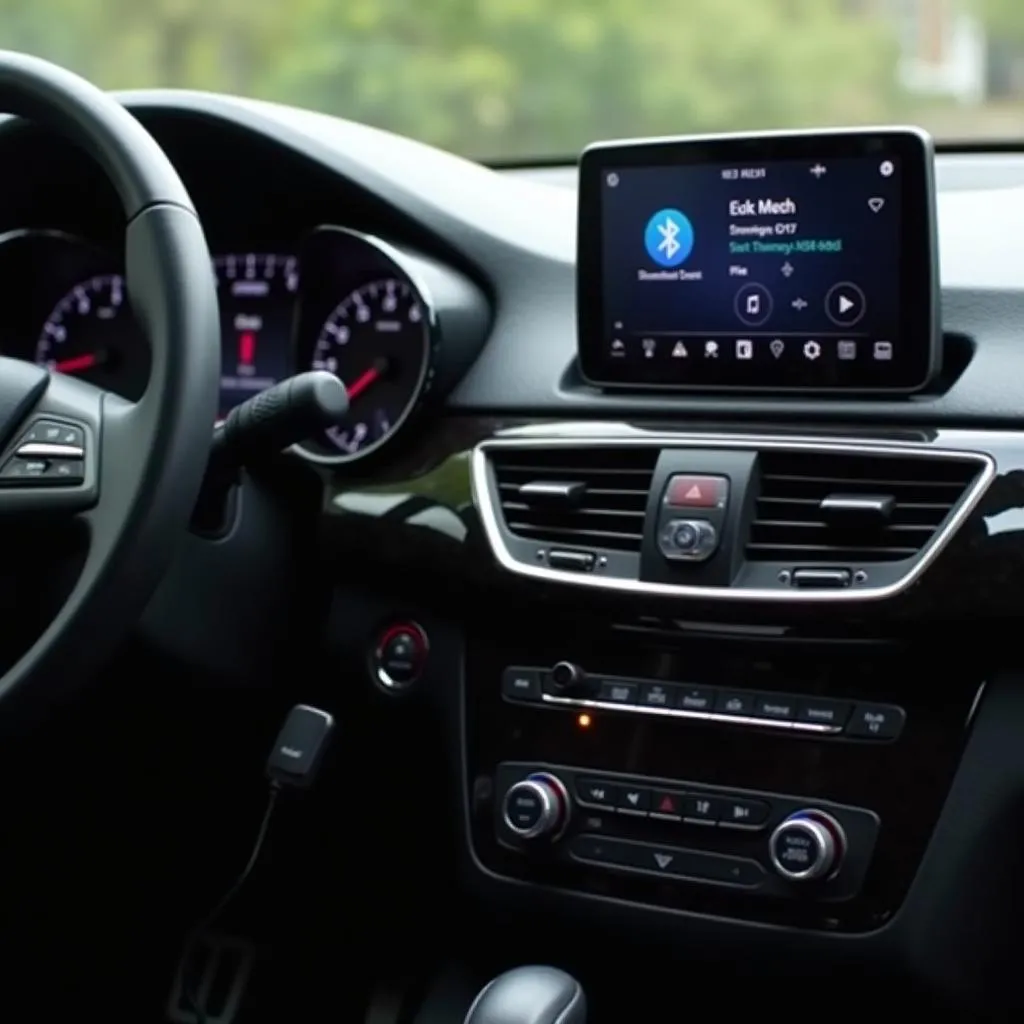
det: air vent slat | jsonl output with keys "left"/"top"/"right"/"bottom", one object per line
{"left": 491, "top": 446, "right": 657, "bottom": 553}
{"left": 747, "top": 450, "right": 981, "bottom": 563}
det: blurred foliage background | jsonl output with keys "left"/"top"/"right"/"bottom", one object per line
{"left": 0, "top": 0, "right": 1022, "bottom": 160}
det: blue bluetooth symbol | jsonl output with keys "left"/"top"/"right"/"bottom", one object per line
{"left": 644, "top": 208, "right": 693, "bottom": 268}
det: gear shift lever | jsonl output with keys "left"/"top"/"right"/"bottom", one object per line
{"left": 464, "top": 966, "right": 585, "bottom": 1024}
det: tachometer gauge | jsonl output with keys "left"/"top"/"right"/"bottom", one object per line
{"left": 308, "top": 278, "right": 432, "bottom": 461}
{"left": 36, "top": 273, "right": 148, "bottom": 401}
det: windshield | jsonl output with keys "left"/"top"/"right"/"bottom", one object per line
{"left": 5, "top": 0, "right": 1024, "bottom": 162}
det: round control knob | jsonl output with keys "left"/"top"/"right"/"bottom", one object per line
{"left": 502, "top": 773, "right": 570, "bottom": 840}
{"left": 769, "top": 810, "right": 846, "bottom": 881}
{"left": 657, "top": 517, "right": 718, "bottom": 563}
{"left": 548, "top": 661, "right": 585, "bottom": 694}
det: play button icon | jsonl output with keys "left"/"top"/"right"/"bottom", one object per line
{"left": 825, "top": 281, "right": 866, "bottom": 327}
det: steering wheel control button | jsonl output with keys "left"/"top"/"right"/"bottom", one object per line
{"left": 664, "top": 474, "right": 728, "bottom": 510}
{"left": 20, "top": 420, "right": 83, "bottom": 448}
{"left": 658, "top": 518, "right": 718, "bottom": 562}
{"left": 845, "top": 703, "right": 906, "bottom": 740}
{"left": 769, "top": 811, "right": 847, "bottom": 881}
{"left": 825, "top": 281, "right": 866, "bottom": 327}
{"left": 502, "top": 773, "right": 570, "bottom": 840}
{"left": 502, "top": 667, "right": 542, "bottom": 702}
{"left": 1, "top": 458, "right": 48, "bottom": 482}
{"left": 372, "top": 621, "right": 428, "bottom": 693}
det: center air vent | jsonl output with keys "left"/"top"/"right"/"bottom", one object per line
{"left": 490, "top": 446, "right": 658, "bottom": 553}
{"left": 747, "top": 449, "right": 983, "bottom": 563}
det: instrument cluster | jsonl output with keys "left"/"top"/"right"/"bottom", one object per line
{"left": 0, "top": 226, "right": 438, "bottom": 465}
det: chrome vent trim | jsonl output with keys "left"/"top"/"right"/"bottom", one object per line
{"left": 490, "top": 446, "right": 658, "bottom": 553}
{"left": 747, "top": 448, "right": 982, "bottom": 563}
{"left": 471, "top": 433, "right": 995, "bottom": 603}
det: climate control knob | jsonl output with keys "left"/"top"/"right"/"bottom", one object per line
{"left": 502, "top": 773, "right": 570, "bottom": 840}
{"left": 769, "top": 810, "right": 846, "bottom": 881}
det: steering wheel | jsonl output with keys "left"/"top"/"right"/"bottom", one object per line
{"left": 0, "top": 53, "right": 219, "bottom": 720}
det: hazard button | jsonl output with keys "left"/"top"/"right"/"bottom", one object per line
{"left": 664, "top": 474, "right": 728, "bottom": 509}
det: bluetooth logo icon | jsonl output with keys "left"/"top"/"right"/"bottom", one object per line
{"left": 644, "top": 208, "right": 694, "bottom": 268}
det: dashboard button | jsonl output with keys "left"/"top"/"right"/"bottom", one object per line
{"left": 718, "top": 797, "right": 771, "bottom": 830}
{"left": 639, "top": 683, "right": 677, "bottom": 708}
{"left": 614, "top": 785, "right": 650, "bottom": 815}
{"left": 681, "top": 794, "right": 723, "bottom": 825}
{"left": 846, "top": 703, "right": 906, "bottom": 740}
{"left": 597, "top": 679, "right": 638, "bottom": 705}
{"left": 677, "top": 686, "right": 716, "bottom": 712}
{"left": 664, "top": 474, "right": 728, "bottom": 510}
{"left": 502, "top": 668, "right": 542, "bottom": 702}
{"left": 569, "top": 835, "right": 765, "bottom": 888}
{"left": 372, "top": 621, "right": 428, "bottom": 692}
{"left": 576, "top": 778, "right": 616, "bottom": 808}
{"left": 715, "top": 691, "right": 756, "bottom": 716}
{"left": 752, "top": 693, "right": 797, "bottom": 721}
{"left": 797, "top": 698, "right": 852, "bottom": 728}
{"left": 650, "top": 790, "right": 685, "bottom": 819}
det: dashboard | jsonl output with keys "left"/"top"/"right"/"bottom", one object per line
{"left": 9, "top": 91, "right": 1024, "bottom": 1015}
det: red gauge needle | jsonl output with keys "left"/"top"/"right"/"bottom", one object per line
{"left": 345, "top": 358, "right": 391, "bottom": 401}
{"left": 346, "top": 366, "right": 379, "bottom": 400}
{"left": 54, "top": 352, "right": 100, "bottom": 374}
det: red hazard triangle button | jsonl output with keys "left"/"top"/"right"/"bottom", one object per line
{"left": 664, "top": 474, "right": 728, "bottom": 509}
{"left": 651, "top": 791, "right": 683, "bottom": 817}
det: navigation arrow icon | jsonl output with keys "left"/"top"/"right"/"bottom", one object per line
{"left": 868, "top": 197, "right": 884, "bottom": 212}
{"left": 653, "top": 853, "right": 674, "bottom": 869}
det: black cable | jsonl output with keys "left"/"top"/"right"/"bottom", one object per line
{"left": 183, "top": 782, "right": 280, "bottom": 1024}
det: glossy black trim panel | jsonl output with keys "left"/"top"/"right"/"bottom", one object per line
{"left": 322, "top": 417, "right": 1024, "bottom": 623}
{"left": 472, "top": 431, "right": 994, "bottom": 603}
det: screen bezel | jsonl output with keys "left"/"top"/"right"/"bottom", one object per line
{"left": 576, "top": 127, "right": 940, "bottom": 395}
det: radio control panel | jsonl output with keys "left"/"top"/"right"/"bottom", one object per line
{"left": 495, "top": 762, "right": 880, "bottom": 903}
{"left": 502, "top": 663, "right": 906, "bottom": 741}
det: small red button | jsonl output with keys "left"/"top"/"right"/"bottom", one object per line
{"left": 651, "top": 791, "right": 683, "bottom": 817}
{"left": 664, "top": 474, "right": 728, "bottom": 509}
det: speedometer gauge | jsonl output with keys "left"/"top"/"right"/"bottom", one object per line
{"left": 309, "top": 278, "right": 431, "bottom": 460}
{"left": 36, "top": 273, "right": 148, "bottom": 401}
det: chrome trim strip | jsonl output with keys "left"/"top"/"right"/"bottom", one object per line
{"left": 471, "top": 432, "right": 996, "bottom": 603}
{"left": 539, "top": 692, "right": 841, "bottom": 734}
{"left": 16, "top": 443, "right": 84, "bottom": 459}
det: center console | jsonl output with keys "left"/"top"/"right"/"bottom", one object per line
{"left": 464, "top": 623, "right": 983, "bottom": 932}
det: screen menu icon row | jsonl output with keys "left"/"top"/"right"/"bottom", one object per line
{"left": 611, "top": 337, "right": 894, "bottom": 362}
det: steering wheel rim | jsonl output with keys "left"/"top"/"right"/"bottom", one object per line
{"left": 0, "top": 52, "right": 219, "bottom": 721}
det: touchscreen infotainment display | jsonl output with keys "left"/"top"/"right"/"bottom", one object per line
{"left": 576, "top": 128, "right": 939, "bottom": 393}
